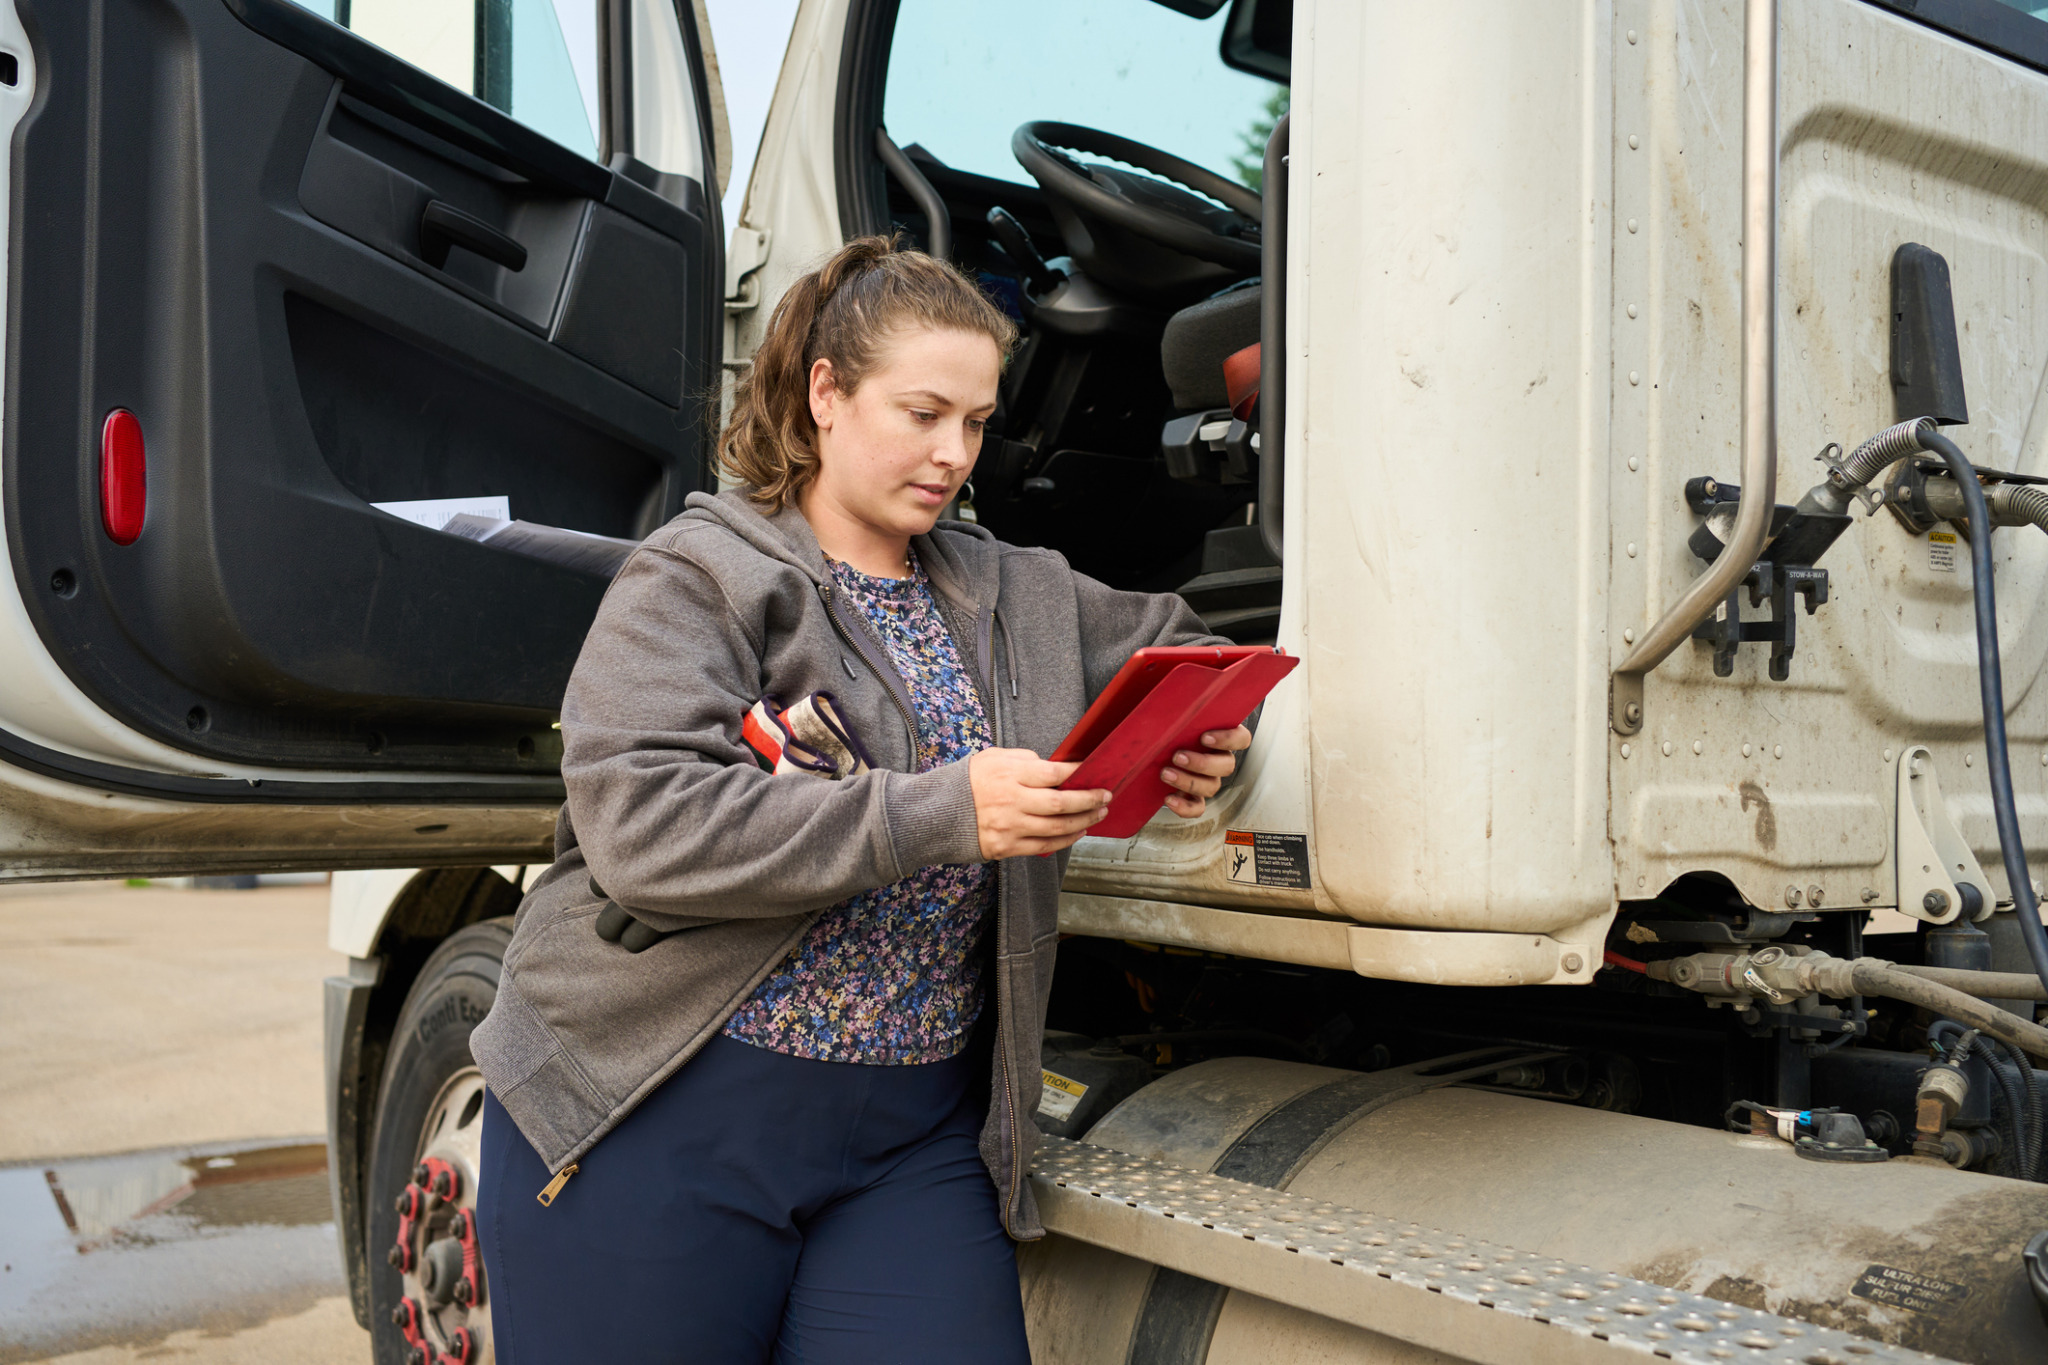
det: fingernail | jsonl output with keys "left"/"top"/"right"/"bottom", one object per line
{"left": 1160, "top": 768, "right": 1176, "bottom": 783}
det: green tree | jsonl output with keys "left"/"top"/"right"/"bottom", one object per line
{"left": 1232, "top": 87, "right": 1290, "bottom": 192}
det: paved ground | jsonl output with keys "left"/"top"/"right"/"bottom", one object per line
{"left": 0, "top": 880, "right": 367, "bottom": 1364}
{"left": 0, "top": 880, "right": 338, "bottom": 1162}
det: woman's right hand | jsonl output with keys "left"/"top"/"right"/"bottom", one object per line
{"left": 968, "top": 749, "right": 1111, "bottom": 859}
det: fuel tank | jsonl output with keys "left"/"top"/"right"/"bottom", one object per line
{"left": 1018, "top": 1058, "right": 2048, "bottom": 1364}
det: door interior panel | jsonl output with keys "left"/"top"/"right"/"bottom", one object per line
{"left": 300, "top": 94, "right": 593, "bottom": 336}
{"left": 6, "top": 0, "right": 719, "bottom": 778}
{"left": 553, "top": 203, "right": 691, "bottom": 405}
{"left": 286, "top": 296, "right": 663, "bottom": 538}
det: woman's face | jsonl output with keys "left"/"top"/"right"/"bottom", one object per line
{"left": 805, "top": 325, "right": 1001, "bottom": 544}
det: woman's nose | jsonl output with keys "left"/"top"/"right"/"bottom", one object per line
{"left": 933, "top": 427, "right": 973, "bottom": 468}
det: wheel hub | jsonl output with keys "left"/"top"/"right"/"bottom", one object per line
{"left": 386, "top": 1067, "right": 492, "bottom": 1365}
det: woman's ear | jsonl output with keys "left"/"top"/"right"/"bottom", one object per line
{"left": 808, "top": 358, "right": 838, "bottom": 430}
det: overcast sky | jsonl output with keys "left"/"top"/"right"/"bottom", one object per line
{"left": 703, "top": 0, "right": 803, "bottom": 228}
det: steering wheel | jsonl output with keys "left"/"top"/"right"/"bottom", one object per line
{"left": 1011, "top": 122, "right": 1262, "bottom": 299}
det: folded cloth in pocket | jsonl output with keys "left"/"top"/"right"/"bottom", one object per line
{"left": 741, "top": 692, "right": 875, "bottom": 780}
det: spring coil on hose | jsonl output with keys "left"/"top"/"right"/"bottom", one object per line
{"left": 1993, "top": 481, "right": 2048, "bottom": 533}
{"left": 1837, "top": 415, "right": 1936, "bottom": 489}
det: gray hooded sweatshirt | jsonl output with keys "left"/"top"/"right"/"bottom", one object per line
{"left": 471, "top": 489, "right": 1226, "bottom": 1239}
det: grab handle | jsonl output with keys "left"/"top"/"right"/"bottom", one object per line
{"left": 419, "top": 200, "right": 528, "bottom": 273}
{"left": 1610, "top": 0, "right": 1777, "bottom": 734}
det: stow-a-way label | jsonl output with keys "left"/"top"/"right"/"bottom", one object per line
{"left": 1225, "top": 830, "right": 1311, "bottom": 888}
{"left": 1038, "top": 1070, "right": 1088, "bottom": 1122}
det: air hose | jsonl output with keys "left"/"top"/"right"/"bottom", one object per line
{"left": 2000, "top": 1035, "right": 2045, "bottom": 1180}
{"left": 1913, "top": 427, "right": 2048, "bottom": 1002}
{"left": 1919, "top": 473, "right": 2048, "bottom": 533}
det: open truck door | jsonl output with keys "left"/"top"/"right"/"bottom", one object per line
{"left": 0, "top": 0, "right": 726, "bottom": 881}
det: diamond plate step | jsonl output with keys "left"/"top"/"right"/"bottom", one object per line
{"left": 1029, "top": 1134, "right": 1960, "bottom": 1365}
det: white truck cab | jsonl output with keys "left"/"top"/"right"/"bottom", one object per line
{"left": 9, "top": 0, "right": 2048, "bottom": 1361}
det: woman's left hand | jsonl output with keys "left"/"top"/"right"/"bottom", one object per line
{"left": 1161, "top": 726, "right": 1252, "bottom": 819}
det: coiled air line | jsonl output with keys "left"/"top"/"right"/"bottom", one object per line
{"left": 1818, "top": 417, "right": 2048, "bottom": 1001}
{"left": 1667, "top": 417, "right": 2048, "bottom": 1014}
{"left": 1648, "top": 418, "right": 2048, "bottom": 1079}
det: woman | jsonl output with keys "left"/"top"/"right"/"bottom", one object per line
{"left": 472, "top": 236, "right": 1250, "bottom": 1362}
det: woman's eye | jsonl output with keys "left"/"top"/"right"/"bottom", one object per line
{"left": 909, "top": 409, "right": 937, "bottom": 424}
{"left": 966, "top": 419, "right": 987, "bottom": 435}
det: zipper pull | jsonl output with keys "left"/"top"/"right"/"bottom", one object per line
{"left": 536, "top": 1163, "right": 579, "bottom": 1206}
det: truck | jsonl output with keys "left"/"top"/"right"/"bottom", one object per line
{"left": 6, "top": 0, "right": 2048, "bottom": 1360}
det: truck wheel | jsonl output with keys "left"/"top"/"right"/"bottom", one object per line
{"left": 365, "top": 919, "right": 512, "bottom": 1365}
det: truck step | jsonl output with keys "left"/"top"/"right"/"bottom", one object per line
{"left": 1029, "top": 1134, "right": 1956, "bottom": 1365}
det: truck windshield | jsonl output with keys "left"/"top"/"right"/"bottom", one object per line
{"left": 882, "top": 0, "right": 1283, "bottom": 190}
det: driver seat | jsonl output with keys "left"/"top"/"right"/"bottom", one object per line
{"left": 1160, "top": 280, "right": 1262, "bottom": 411}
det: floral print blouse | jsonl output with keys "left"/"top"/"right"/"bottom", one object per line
{"left": 721, "top": 551, "right": 996, "bottom": 1064}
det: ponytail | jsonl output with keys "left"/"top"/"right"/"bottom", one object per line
{"left": 717, "top": 235, "right": 1017, "bottom": 508}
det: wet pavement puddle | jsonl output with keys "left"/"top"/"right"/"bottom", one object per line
{"left": 0, "top": 1139, "right": 346, "bottom": 1361}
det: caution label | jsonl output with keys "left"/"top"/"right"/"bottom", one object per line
{"left": 1038, "top": 1070, "right": 1088, "bottom": 1122}
{"left": 1928, "top": 529, "right": 1957, "bottom": 573}
{"left": 1225, "top": 830, "right": 1311, "bottom": 888}
{"left": 1851, "top": 1264, "right": 1970, "bottom": 1316}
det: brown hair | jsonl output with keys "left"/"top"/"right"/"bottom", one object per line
{"left": 717, "top": 235, "right": 1019, "bottom": 508}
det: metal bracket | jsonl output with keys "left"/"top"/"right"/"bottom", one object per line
{"left": 724, "top": 225, "right": 772, "bottom": 311}
{"left": 1610, "top": 671, "right": 1644, "bottom": 735}
{"left": 1815, "top": 441, "right": 1885, "bottom": 515}
{"left": 1690, "top": 560, "right": 1829, "bottom": 681}
{"left": 1631, "top": 909, "right": 1816, "bottom": 944}
{"left": 1896, "top": 745, "right": 1996, "bottom": 923}
{"left": 1029, "top": 1135, "right": 1957, "bottom": 1365}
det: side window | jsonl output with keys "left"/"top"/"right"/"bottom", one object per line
{"left": 626, "top": 0, "right": 706, "bottom": 180}
{"left": 882, "top": 0, "right": 1281, "bottom": 189}
{"left": 287, "top": 0, "right": 603, "bottom": 160}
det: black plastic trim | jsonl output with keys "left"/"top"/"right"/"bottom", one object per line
{"left": 1219, "top": 0, "right": 1290, "bottom": 83}
{"left": 833, "top": 0, "right": 896, "bottom": 240}
{"left": 1863, "top": 0, "right": 2048, "bottom": 75}
{"left": 0, "top": 722, "right": 564, "bottom": 804}
{"left": 224, "top": 0, "right": 612, "bottom": 200}
{"left": 600, "top": 0, "right": 627, "bottom": 163}
{"left": 671, "top": 0, "right": 727, "bottom": 254}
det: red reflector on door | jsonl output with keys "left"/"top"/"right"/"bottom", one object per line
{"left": 100, "top": 409, "right": 145, "bottom": 545}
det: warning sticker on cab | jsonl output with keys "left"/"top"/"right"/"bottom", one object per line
{"left": 1928, "top": 529, "right": 1958, "bottom": 573}
{"left": 1038, "top": 1070, "right": 1089, "bottom": 1122}
{"left": 1225, "top": 830, "right": 1311, "bottom": 888}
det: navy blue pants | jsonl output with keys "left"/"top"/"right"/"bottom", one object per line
{"left": 478, "top": 1033, "right": 1032, "bottom": 1364}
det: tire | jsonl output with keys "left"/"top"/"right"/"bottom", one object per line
{"left": 365, "top": 918, "right": 512, "bottom": 1365}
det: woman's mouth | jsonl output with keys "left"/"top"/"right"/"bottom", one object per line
{"left": 909, "top": 483, "right": 950, "bottom": 507}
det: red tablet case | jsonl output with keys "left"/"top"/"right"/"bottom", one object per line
{"left": 1052, "top": 646, "right": 1298, "bottom": 838}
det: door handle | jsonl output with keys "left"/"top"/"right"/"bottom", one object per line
{"left": 418, "top": 200, "right": 528, "bottom": 273}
